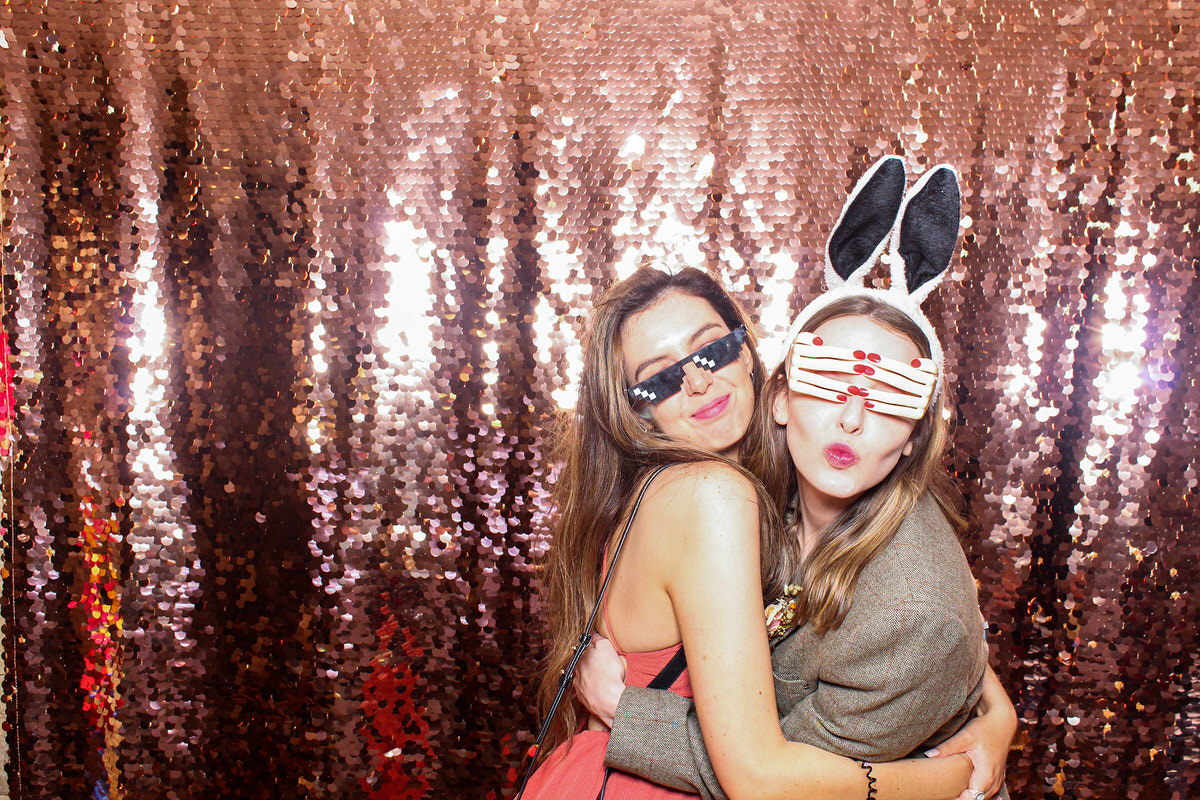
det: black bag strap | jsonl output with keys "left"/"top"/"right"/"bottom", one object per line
{"left": 514, "top": 464, "right": 672, "bottom": 799}
{"left": 646, "top": 646, "right": 688, "bottom": 691}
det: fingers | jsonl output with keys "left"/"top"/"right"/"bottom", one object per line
{"left": 986, "top": 767, "right": 1006, "bottom": 798}
{"left": 964, "top": 751, "right": 986, "bottom": 798}
{"left": 963, "top": 747, "right": 1005, "bottom": 798}
{"left": 925, "top": 728, "right": 975, "bottom": 758}
{"left": 592, "top": 634, "right": 617, "bottom": 658}
{"left": 955, "top": 786, "right": 993, "bottom": 800}
{"left": 965, "top": 759, "right": 1004, "bottom": 799}
{"left": 573, "top": 635, "right": 627, "bottom": 728}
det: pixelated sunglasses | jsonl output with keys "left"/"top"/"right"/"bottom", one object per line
{"left": 627, "top": 325, "right": 748, "bottom": 408}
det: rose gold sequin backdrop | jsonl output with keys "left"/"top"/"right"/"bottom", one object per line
{"left": 0, "top": 1, "right": 1197, "bottom": 798}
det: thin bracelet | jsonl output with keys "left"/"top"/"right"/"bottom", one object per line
{"left": 858, "top": 761, "right": 877, "bottom": 800}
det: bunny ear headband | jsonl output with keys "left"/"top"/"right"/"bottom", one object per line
{"left": 782, "top": 156, "right": 962, "bottom": 420}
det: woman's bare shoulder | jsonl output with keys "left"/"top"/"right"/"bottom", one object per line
{"left": 644, "top": 460, "right": 759, "bottom": 504}
{"left": 635, "top": 461, "right": 761, "bottom": 546}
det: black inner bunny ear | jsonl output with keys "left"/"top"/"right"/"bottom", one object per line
{"left": 827, "top": 157, "right": 907, "bottom": 281}
{"left": 897, "top": 167, "right": 961, "bottom": 294}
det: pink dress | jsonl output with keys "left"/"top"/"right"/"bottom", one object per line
{"left": 521, "top": 596, "right": 698, "bottom": 799}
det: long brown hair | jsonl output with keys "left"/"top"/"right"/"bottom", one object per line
{"left": 743, "top": 294, "right": 966, "bottom": 635}
{"left": 536, "top": 264, "right": 788, "bottom": 755}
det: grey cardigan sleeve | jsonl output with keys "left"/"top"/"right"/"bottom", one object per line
{"left": 777, "top": 600, "right": 985, "bottom": 761}
{"left": 604, "top": 686, "right": 725, "bottom": 800}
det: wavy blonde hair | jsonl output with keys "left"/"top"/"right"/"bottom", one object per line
{"left": 537, "top": 264, "right": 789, "bottom": 757}
{"left": 744, "top": 294, "right": 966, "bottom": 635}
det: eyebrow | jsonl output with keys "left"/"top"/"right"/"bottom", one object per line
{"left": 632, "top": 322, "right": 725, "bottom": 381}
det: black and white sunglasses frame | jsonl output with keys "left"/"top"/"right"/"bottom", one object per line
{"left": 626, "top": 325, "right": 748, "bottom": 409}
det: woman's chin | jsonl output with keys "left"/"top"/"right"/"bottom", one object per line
{"left": 800, "top": 476, "right": 864, "bottom": 507}
{"left": 663, "top": 421, "right": 740, "bottom": 457}
{"left": 699, "top": 428, "right": 744, "bottom": 458}
{"left": 701, "top": 412, "right": 752, "bottom": 456}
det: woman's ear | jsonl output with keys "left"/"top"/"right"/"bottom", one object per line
{"left": 771, "top": 382, "right": 790, "bottom": 426}
{"left": 902, "top": 439, "right": 914, "bottom": 457}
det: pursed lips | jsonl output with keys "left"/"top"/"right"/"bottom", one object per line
{"left": 824, "top": 442, "right": 859, "bottom": 468}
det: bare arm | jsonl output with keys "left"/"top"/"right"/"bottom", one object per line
{"left": 633, "top": 465, "right": 972, "bottom": 800}
{"left": 602, "top": 636, "right": 1013, "bottom": 800}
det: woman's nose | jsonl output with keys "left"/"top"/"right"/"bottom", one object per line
{"left": 837, "top": 394, "right": 866, "bottom": 433}
{"left": 681, "top": 362, "right": 714, "bottom": 395}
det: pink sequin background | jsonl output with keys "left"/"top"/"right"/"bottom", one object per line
{"left": 0, "top": 1, "right": 1196, "bottom": 798}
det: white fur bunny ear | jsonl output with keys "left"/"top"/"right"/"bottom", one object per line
{"left": 825, "top": 156, "right": 907, "bottom": 290}
{"left": 888, "top": 164, "right": 962, "bottom": 305}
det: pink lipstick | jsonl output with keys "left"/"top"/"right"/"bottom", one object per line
{"left": 693, "top": 394, "right": 731, "bottom": 420}
{"left": 824, "top": 443, "right": 859, "bottom": 469}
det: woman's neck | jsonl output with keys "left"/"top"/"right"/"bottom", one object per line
{"left": 795, "top": 485, "right": 850, "bottom": 558}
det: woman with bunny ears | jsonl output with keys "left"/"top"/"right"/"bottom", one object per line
{"left": 577, "top": 158, "right": 1013, "bottom": 800}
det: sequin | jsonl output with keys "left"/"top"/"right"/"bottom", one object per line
{"left": 1, "top": 2, "right": 1197, "bottom": 798}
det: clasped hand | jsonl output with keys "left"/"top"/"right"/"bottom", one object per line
{"left": 574, "top": 635, "right": 626, "bottom": 730}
